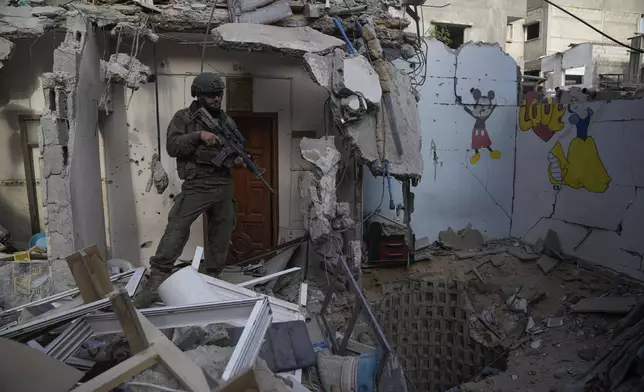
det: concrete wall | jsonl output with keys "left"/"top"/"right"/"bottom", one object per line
{"left": 68, "top": 25, "right": 107, "bottom": 257}
{"left": 513, "top": 94, "right": 644, "bottom": 279}
{"left": 103, "top": 36, "right": 327, "bottom": 265}
{"left": 418, "top": 0, "right": 525, "bottom": 50}
{"left": 364, "top": 39, "right": 519, "bottom": 241}
{"left": 506, "top": 21, "right": 525, "bottom": 70}
{"left": 524, "top": 7, "right": 547, "bottom": 65}
{"left": 0, "top": 34, "right": 61, "bottom": 249}
{"left": 545, "top": 0, "right": 642, "bottom": 56}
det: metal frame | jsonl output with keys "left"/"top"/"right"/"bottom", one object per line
{"left": 0, "top": 268, "right": 145, "bottom": 341}
{"left": 222, "top": 297, "right": 272, "bottom": 381}
{"left": 0, "top": 267, "right": 144, "bottom": 318}
{"left": 199, "top": 272, "right": 304, "bottom": 323}
{"left": 44, "top": 298, "right": 266, "bottom": 364}
{"left": 318, "top": 256, "right": 392, "bottom": 381}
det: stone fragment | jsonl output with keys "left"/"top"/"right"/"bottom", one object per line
{"left": 507, "top": 246, "right": 540, "bottom": 261}
{"left": 32, "top": 6, "right": 66, "bottom": 17}
{"left": 340, "top": 54, "right": 382, "bottom": 106}
{"left": 400, "top": 44, "right": 415, "bottom": 59}
{"left": 172, "top": 324, "right": 229, "bottom": 351}
{"left": 577, "top": 346, "right": 598, "bottom": 362}
{"left": 0, "top": 37, "right": 14, "bottom": 62}
{"left": 303, "top": 53, "right": 332, "bottom": 90}
{"left": 100, "top": 53, "right": 151, "bottom": 90}
{"left": 537, "top": 255, "right": 559, "bottom": 274}
{"left": 211, "top": 24, "right": 344, "bottom": 56}
{"left": 454, "top": 248, "right": 505, "bottom": 259}
{"left": 571, "top": 297, "right": 636, "bottom": 314}
{"left": 238, "top": 0, "right": 293, "bottom": 24}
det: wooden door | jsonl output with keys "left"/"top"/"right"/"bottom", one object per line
{"left": 226, "top": 114, "right": 277, "bottom": 264}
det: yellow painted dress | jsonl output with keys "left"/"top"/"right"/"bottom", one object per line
{"left": 547, "top": 108, "right": 610, "bottom": 193}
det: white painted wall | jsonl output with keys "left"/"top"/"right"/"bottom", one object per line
{"left": 513, "top": 96, "right": 644, "bottom": 279}
{"left": 103, "top": 36, "right": 328, "bottom": 266}
{"left": 364, "top": 39, "right": 518, "bottom": 241}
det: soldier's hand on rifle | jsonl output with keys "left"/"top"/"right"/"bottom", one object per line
{"left": 199, "top": 131, "right": 220, "bottom": 146}
{"left": 233, "top": 156, "right": 245, "bottom": 168}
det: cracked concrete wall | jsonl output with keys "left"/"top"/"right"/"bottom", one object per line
{"left": 111, "top": 36, "right": 327, "bottom": 265}
{"left": 363, "top": 39, "right": 519, "bottom": 241}
{"left": 512, "top": 96, "right": 644, "bottom": 280}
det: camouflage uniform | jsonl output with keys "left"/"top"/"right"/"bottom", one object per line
{"left": 134, "top": 72, "right": 238, "bottom": 308}
{"left": 150, "top": 100, "right": 238, "bottom": 275}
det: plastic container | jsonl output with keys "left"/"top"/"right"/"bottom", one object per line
{"left": 157, "top": 266, "right": 217, "bottom": 306}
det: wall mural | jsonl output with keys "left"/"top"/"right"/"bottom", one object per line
{"left": 519, "top": 91, "right": 611, "bottom": 193}
{"left": 463, "top": 89, "right": 502, "bottom": 165}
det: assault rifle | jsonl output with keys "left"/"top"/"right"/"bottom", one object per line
{"left": 191, "top": 107, "right": 275, "bottom": 194}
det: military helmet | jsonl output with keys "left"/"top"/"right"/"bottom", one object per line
{"left": 191, "top": 72, "right": 225, "bottom": 97}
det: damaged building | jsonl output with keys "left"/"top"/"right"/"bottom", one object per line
{"left": 2, "top": 0, "right": 644, "bottom": 391}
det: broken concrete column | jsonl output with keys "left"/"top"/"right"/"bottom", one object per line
{"left": 39, "top": 13, "right": 107, "bottom": 262}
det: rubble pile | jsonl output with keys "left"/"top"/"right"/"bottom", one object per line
{"left": 362, "top": 226, "right": 644, "bottom": 392}
{"left": 0, "top": 243, "right": 398, "bottom": 392}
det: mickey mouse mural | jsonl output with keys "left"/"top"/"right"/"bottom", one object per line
{"left": 462, "top": 88, "right": 502, "bottom": 165}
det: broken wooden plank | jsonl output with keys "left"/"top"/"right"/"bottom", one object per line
{"left": 66, "top": 252, "right": 101, "bottom": 303}
{"left": 537, "top": 255, "right": 559, "bottom": 274}
{"left": 72, "top": 348, "right": 158, "bottom": 392}
{"left": 109, "top": 289, "right": 149, "bottom": 354}
{"left": 507, "top": 247, "right": 540, "bottom": 261}
{"left": 82, "top": 251, "right": 114, "bottom": 298}
{"left": 454, "top": 248, "right": 506, "bottom": 260}
{"left": 571, "top": 297, "right": 637, "bottom": 314}
{"left": 0, "top": 337, "right": 84, "bottom": 392}
{"left": 218, "top": 368, "right": 259, "bottom": 391}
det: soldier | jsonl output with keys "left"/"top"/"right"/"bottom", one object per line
{"left": 134, "top": 72, "right": 243, "bottom": 308}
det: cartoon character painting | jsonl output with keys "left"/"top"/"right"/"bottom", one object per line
{"left": 547, "top": 100, "right": 611, "bottom": 193}
{"left": 463, "top": 88, "right": 501, "bottom": 165}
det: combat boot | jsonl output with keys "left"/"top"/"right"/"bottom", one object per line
{"left": 133, "top": 268, "right": 171, "bottom": 308}
{"left": 197, "top": 264, "right": 223, "bottom": 278}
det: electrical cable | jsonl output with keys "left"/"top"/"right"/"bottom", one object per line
{"left": 332, "top": 17, "right": 357, "bottom": 55}
{"left": 543, "top": 0, "right": 644, "bottom": 54}
{"left": 200, "top": 1, "right": 218, "bottom": 73}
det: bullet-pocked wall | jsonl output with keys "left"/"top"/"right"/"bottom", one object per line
{"left": 512, "top": 95, "right": 644, "bottom": 280}
{"left": 104, "top": 36, "right": 328, "bottom": 266}
{"left": 364, "top": 39, "right": 519, "bottom": 241}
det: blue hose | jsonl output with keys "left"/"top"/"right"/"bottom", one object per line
{"left": 332, "top": 17, "right": 357, "bottom": 55}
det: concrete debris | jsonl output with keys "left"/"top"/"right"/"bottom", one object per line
{"left": 211, "top": 24, "right": 345, "bottom": 57}
{"left": 577, "top": 346, "right": 598, "bottom": 362}
{"left": 506, "top": 294, "right": 527, "bottom": 313}
{"left": 547, "top": 317, "right": 563, "bottom": 328}
{"left": 438, "top": 224, "right": 484, "bottom": 250}
{"left": 506, "top": 246, "right": 540, "bottom": 261}
{"left": 454, "top": 248, "right": 506, "bottom": 260}
{"left": 0, "top": 223, "right": 10, "bottom": 249}
{"left": 536, "top": 255, "right": 559, "bottom": 274}
{"left": 238, "top": 0, "right": 293, "bottom": 24}
{"left": 571, "top": 297, "right": 636, "bottom": 314}
{"left": 0, "top": 5, "right": 51, "bottom": 37}
{"left": 172, "top": 323, "right": 229, "bottom": 351}
{"left": 111, "top": 22, "right": 159, "bottom": 42}
{"left": 100, "top": 53, "right": 151, "bottom": 90}
{"left": 31, "top": 6, "right": 65, "bottom": 17}
{"left": 303, "top": 53, "right": 332, "bottom": 90}
{"left": 0, "top": 36, "right": 13, "bottom": 69}
{"left": 400, "top": 43, "right": 415, "bottom": 59}
{"left": 332, "top": 51, "right": 381, "bottom": 106}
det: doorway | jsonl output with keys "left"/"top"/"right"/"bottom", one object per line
{"left": 202, "top": 113, "right": 278, "bottom": 265}
{"left": 19, "top": 115, "right": 45, "bottom": 236}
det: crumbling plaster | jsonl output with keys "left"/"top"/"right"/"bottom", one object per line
{"left": 512, "top": 98, "right": 644, "bottom": 280}
{"left": 364, "top": 39, "right": 519, "bottom": 241}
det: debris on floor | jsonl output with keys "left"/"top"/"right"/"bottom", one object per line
{"left": 360, "top": 232, "right": 644, "bottom": 392}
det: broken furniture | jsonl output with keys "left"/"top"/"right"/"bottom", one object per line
{"left": 365, "top": 221, "right": 414, "bottom": 267}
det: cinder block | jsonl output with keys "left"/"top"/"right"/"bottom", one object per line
{"left": 42, "top": 145, "right": 65, "bottom": 177}
{"left": 40, "top": 115, "right": 69, "bottom": 146}
{"left": 45, "top": 174, "right": 70, "bottom": 204}
{"left": 53, "top": 46, "right": 81, "bottom": 76}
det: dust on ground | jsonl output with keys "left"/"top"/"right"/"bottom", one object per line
{"left": 360, "top": 244, "right": 643, "bottom": 392}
